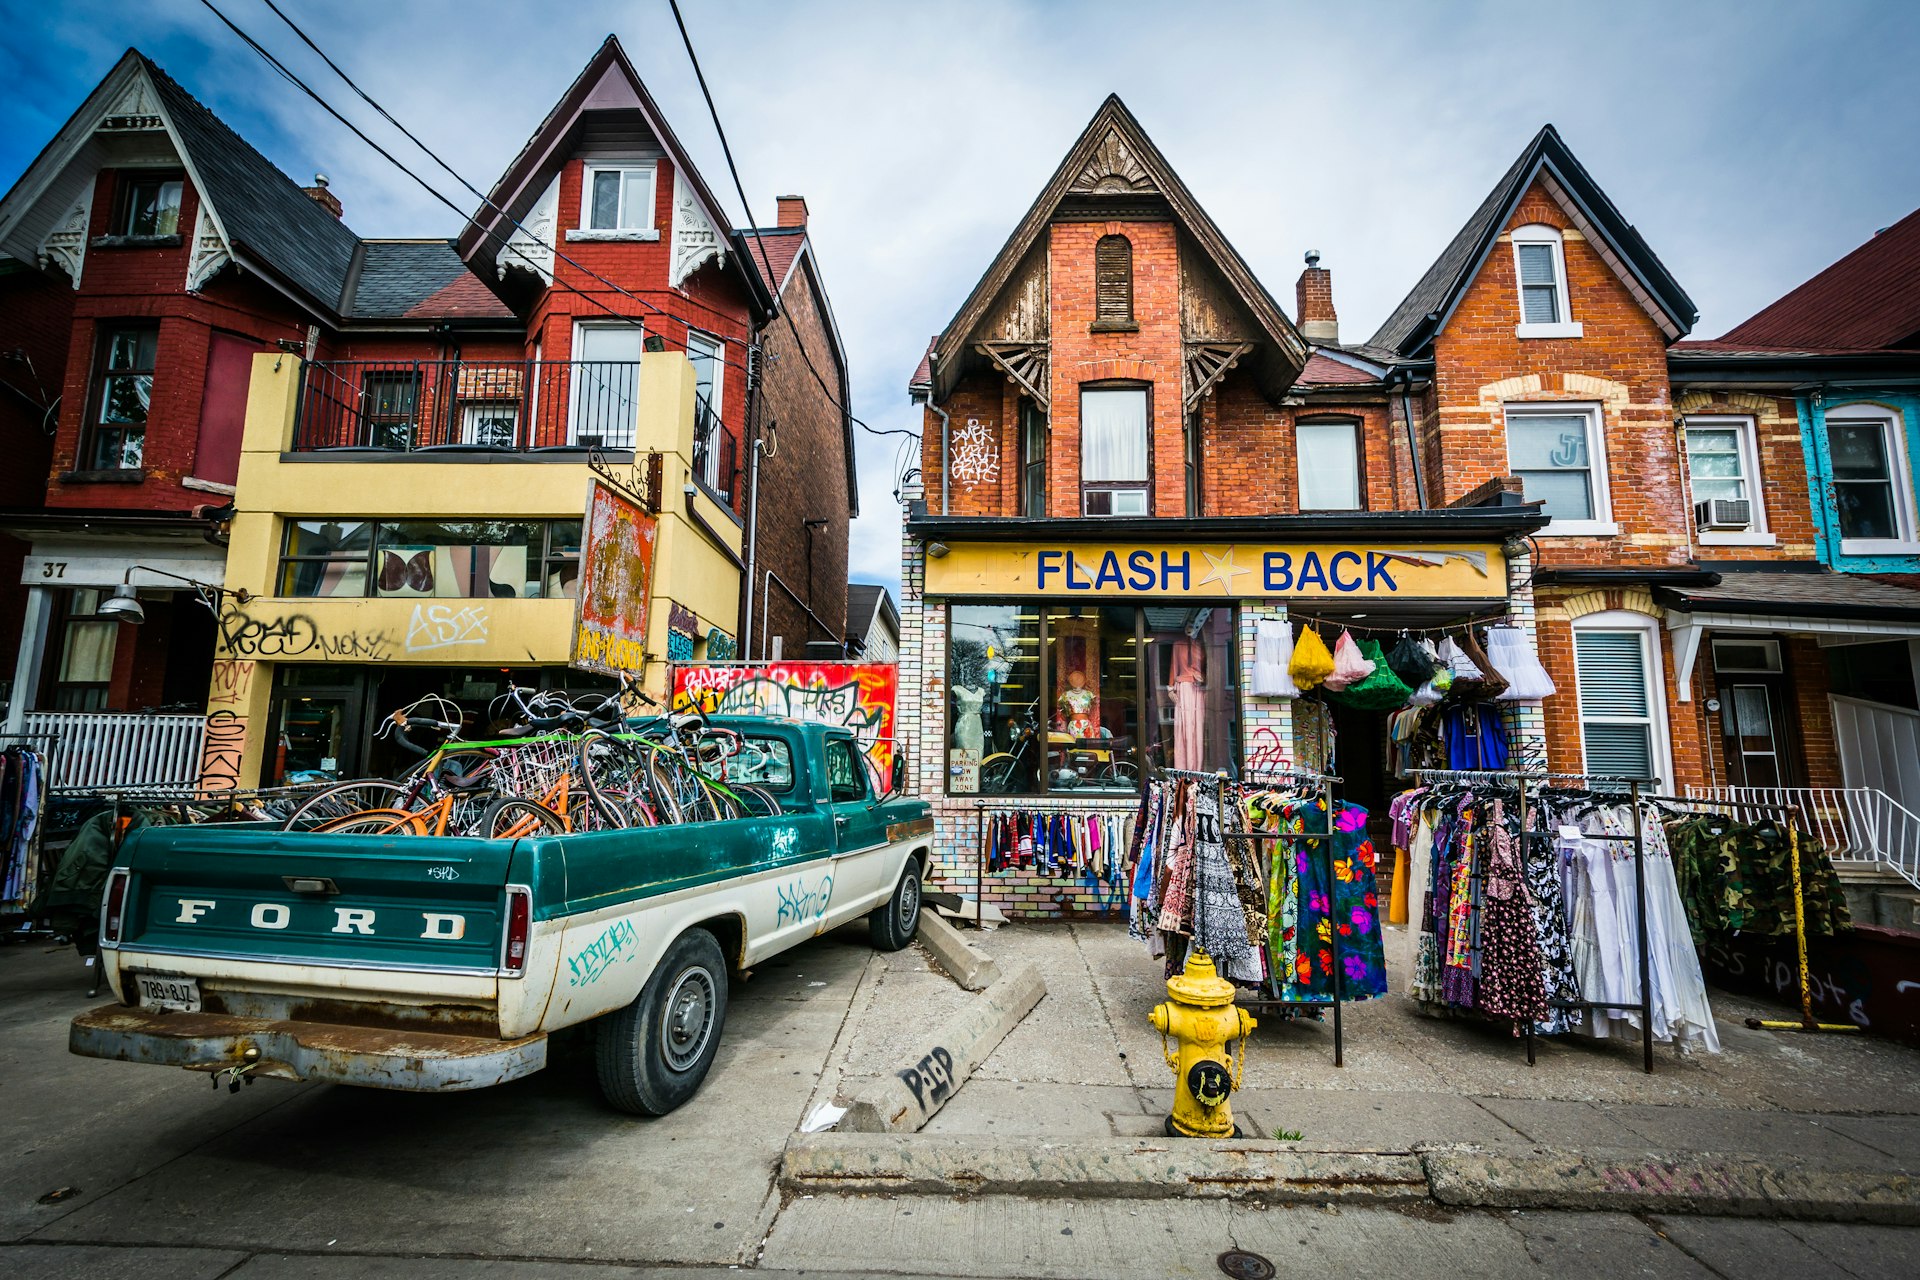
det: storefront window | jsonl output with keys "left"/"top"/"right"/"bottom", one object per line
{"left": 278, "top": 520, "right": 581, "bottom": 599}
{"left": 948, "top": 604, "right": 1040, "bottom": 794}
{"left": 946, "top": 603, "right": 1240, "bottom": 795}
{"left": 1143, "top": 606, "right": 1238, "bottom": 775}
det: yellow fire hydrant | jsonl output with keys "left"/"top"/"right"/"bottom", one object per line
{"left": 1148, "top": 948, "right": 1255, "bottom": 1138}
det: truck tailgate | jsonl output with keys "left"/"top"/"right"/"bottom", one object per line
{"left": 116, "top": 826, "right": 519, "bottom": 974}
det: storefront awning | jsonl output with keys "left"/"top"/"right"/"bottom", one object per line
{"left": 1656, "top": 569, "right": 1920, "bottom": 702}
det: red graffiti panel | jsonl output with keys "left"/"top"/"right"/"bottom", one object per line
{"left": 672, "top": 662, "right": 898, "bottom": 771}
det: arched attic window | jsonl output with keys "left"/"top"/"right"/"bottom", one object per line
{"left": 1093, "top": 234, "right": 1135, "bottom": 331}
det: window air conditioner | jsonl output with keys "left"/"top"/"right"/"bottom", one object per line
{"left": 1694, "top": 498, "right": 1751, "bottom": 531}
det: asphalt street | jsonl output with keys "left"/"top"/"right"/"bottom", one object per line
{"left": 6, "top": 932, "right": 1920, "bottom": 1278}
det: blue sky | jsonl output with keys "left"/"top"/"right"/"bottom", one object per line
{"left": 5, "top": 0, "right": 1919, "bottom": 597}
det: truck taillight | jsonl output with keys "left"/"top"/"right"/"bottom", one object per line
{"left": 502, "top": 886, "right": 532, "bottom": 976}
{"left": 100, "top": 868, "right": 131, "bottom": 946}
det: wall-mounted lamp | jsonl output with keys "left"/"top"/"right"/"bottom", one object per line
{"left": 102, "top": 566, "right": 255, "bottom": 625}
{"left": 926, "top": 542, "right": 950, "bottom": 559}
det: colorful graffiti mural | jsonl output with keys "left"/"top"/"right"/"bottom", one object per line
{"left": 571, "top": 480, "right": 658, "bottom": 676}
{"left": 673, "top": 662, "right": 897, "bottom": 771}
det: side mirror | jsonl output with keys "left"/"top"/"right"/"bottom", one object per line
{"left": 890, "top": 753, "right": 909, "bottom": 797}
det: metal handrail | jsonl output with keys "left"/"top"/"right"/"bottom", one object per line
{"left": 1685, "top": 784, "right": 1920, "bottom": 891}
{"left": 293, "top": 359, "right": 646, "bottom": 452}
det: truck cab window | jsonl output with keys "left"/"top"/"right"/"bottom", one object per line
{"left": 724, "top": 737, "right": 794, "bottom": 792}
{"left": 826, "top": 740, "right": 867, "bottom": 802}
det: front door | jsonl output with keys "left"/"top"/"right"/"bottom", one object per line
{"left": 1712, "top": 638, "right": 1797, "bottom": 788}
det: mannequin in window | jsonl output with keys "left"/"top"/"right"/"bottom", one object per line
{"left": 951, "top": 685, "right": 987, "bottom": 756}
{"left": 1171, "top": 635, "right": 1205, "bottom": 771}
{"left": 1056, "top": 667, "right": 1097, "bottom": 740}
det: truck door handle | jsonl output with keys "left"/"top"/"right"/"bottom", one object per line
{"left": 834, "top": 815, "right": 849, "bottom": 830}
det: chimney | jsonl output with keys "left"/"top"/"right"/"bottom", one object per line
{"left": 303, "top": 173, "right": 343, "bottom": 219}
{"left": 1295, "top": 250, "right": 1338, "bottom": 345}
{"left": 775, "top": 194, "right": 808, "bottom": 229}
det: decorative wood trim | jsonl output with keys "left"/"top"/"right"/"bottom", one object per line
{"left": 976, "top": 341, "right": 1050, "bottom": 411}
{"left": 1183, "top": 341, "right": 1254, "bottom": 412}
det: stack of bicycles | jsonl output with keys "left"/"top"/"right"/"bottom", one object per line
{"left": 281, "top": 679, "right": 785, "bottom": 839}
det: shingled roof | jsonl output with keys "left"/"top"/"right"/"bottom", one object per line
{"left": 1370, "top": 124, "right": 1697, "bottom": 357}
{"left": 343, "top": 240, "right": 515, "bottom": 321}
{"left": 139, "top": 55, "right": 361, "bottom": 314}
{"left": 1717, "top": 207, "right": 1920, "bottom": 351}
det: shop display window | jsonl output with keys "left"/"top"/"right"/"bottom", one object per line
{"left": 946, "top": 603, "right": 1239, "bottom": 796}
{"left": 278, "top": 520, "right": 582, "bottom": 599}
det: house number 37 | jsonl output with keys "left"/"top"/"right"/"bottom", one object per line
{"left": 40, "top": 562, "right": 67, "bottom": 578}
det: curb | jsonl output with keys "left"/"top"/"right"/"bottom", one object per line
{"left": 781, "top": 1135, "right": 1920, "bottom": 1224}
{"left": 836, "top": 961, "right": 1046, "bottom": 1134}
{"left": 784, "top": 1133, "right": 1428, "bottom": 1203}
{"left": 916, "top": 911, "right": 1001, "bottom": 991}
{"left": 1421, "top": 1143, "right": 1920, "bottom": 1226}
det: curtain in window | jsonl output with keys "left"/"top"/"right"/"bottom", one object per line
{"left": 1296, "top": 421, "right": 1359, "bottom": 509}
{"left": 1081, "top": 389, "right": 1147, "bottom": 482}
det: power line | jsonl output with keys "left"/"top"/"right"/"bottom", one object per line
{"left": 664, "top": 0, "right": 919, "bottom": 442}
{"left": 199, "top": 0, "right": 753, "bottom": 388}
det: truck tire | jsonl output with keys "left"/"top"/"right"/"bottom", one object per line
{"left": 868, "top": 857, "right": 923, "bottom": 951}
{"left": 594, "top": 927, "right": 729, "bottom": 1115}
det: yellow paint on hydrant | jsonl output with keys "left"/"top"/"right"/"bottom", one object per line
{"left": 1148, "top": 948, "right": 1255, "bottom": 1138}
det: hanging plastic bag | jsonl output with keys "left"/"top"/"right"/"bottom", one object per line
{"left": 1288, "top": 625, "right": 1334, "bottom": 690}
{"left": 1322, "top": 629, "right": 1376, "bottom": 692}
{"left": 1251, "top": 618, "right": 1298, "bottom": 697}
{"left": 1385, "top": 633, "right": 1439, "bottom": 688}
{"left": 1486, "top": 623, "right": 1556, "bottom": 701}
{"left": 1409, "top": 637, "right": 1452, "bottom": 706}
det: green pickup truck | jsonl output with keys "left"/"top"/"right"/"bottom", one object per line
{"left": 71, "top": 718, "right": 932, "bottom": 1115}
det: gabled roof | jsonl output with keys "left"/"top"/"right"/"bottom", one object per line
{"left": 0, "top": 49, "right": 359, "bottom": 315}
{"left": 1370, "top": 124, "right": 1697, "bottom": 357}
{"left": 920, "top": 95, "right": 1309, "bottom": 402}
{"left": 742, "top": 225, "right": 805, "bottom": 296}
{"left": 343, "top": 240, "right": 516, "bottom": 322}
{"left": 457, "top": 35, "right": 765, "bottom": 317}
{"left": 846, "top": 583, "right": 898, "bottom": 641}
{"left": 1717, "top": 207, "right": 1920, "bottom": 351}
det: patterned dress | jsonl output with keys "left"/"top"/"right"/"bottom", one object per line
{"left": 1524, "top": 808, "right": 1582, "bottom": 1035}
{"left": 1275, "top": 800, "right": 1388, "bottom": 1001}
{"left": 1474, "top": 803, "right": 1548, "bottom": 1028}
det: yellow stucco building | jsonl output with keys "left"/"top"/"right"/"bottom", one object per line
{"left": 204, "top": 350, "right": 741, "bottom": 790}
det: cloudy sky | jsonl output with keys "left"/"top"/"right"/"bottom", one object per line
{"left": 5, "top": 0, "right": 1919, "bottom": 598}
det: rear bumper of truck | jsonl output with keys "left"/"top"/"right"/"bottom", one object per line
{"left": 70, "top": 1004, "right": 547, "bottom": 1091}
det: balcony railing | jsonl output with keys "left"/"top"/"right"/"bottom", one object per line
{"left": 25, "top": 711, "right": 208, "bottom": 791}
{"left": 1685, "top": 784, "right": 1920, "bottom": 892}
{"left": 294, "top": 359, "right": 644, "bottom": 452}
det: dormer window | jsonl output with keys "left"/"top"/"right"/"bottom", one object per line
{"left": 117, "top": 172, "right": 182, "bottom": 238}
{"left": 1092, "top": 234, "right": 1136, "bottom": 332}
{"left": 1511, "top": 224, "right": 1582, "bottom": 339}
{"left": 574, "top": 162, "right": 657, "bottom": 239}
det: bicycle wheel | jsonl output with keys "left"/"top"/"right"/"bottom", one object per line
{"left": 283, "top": 780, "right": 409, "bottom": 831}
{"left": 480, "top": 797, "right": 568, "bottom": 839}
{"left": 729, "top": 784, "right": 782, "bottom": 817}
{"left": 311, "top": 807, "right": 428, "bottom": 836}
{"left": 578, "top": 730, "right": 643, "bottom": 829}
{"left": 697, "top": 777, "right": 745, "bottom": 822}
{"left": 641, "top": 750, "right": 686, "bottom": 825}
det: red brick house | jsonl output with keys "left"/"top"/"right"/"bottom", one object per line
{"left": 0, "top": 39, "right": 856, "bottom": 784}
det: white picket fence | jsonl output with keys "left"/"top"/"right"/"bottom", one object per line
{"left": 23, "top": 711, "right": 207, "bottom": 790}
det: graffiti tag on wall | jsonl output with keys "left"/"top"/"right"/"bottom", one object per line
{"left": 950, "top": 418, "right": 1000, "bottom": 488}
{"left": 405, "top": 603, "right": 489, "bottom": 652}
{"left": 673, "top": 662, "right": 898, "bottom": 771}
{"left": 219, "top": 610, "right": 393, "bottom": 660}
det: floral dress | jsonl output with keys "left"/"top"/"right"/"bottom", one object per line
{"left": 1474, "top": 802, "right": 1548, "bottom": 1028}
{"left": 1274, "top": 800, "right": 1388, "bottom": 1000}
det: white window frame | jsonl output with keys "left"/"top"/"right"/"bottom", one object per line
{"left": 687, "top": 330, "right": 725, "bottom": 488}
{"left": 1683, "top": 414, "right": 1774, "bottom": 546}
{"left": 1504, "top": 402, "right": 1617, "bottom": 537}
{"left": 1295, "top": 418, "right": 1362, "bottom": 511}
{"left": 1571, "top": 610, "right": 1672, "bottom": 789}
{"left": 571, "top": 161, "right": 659, "bottom": 241}
{"left": 568, "top": 320, "right": 644, "bottom": 446}
{"left": 1510, "top": 224, "right": 1582, "bottom": 339}
{"left": 459, "top": 400, "right": 520, "bottom": 449}
{"left": 1827, "top": 403, "right": 1920, "bottom": 556}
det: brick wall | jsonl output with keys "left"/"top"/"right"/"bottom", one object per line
{"left": 753, "top": 252, "right": 852, "bottom": 657}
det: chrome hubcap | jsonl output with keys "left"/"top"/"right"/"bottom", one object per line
{"left": 899, "top": 873, "right": 919, "bottom": 930}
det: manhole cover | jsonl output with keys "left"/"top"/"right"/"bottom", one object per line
{"left": 1217, "top": 1249, "right": 1275, "bottom": 1280}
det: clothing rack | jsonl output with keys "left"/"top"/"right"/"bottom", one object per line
{"left": 1652, "top": 793, "right": 1859, "bottom": 1038}
{"left": 1155, "top": 763, "right": 1354, "bottom": 1068}
{"left": 1408, "top": 767, "right": 1660, "bottom": 1074}
{"left": 970, "top": 800, "right": 1132, "bottom": 921}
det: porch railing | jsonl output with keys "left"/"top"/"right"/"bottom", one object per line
{"left": 1685, "top": 784, "right": 1920, "bottom": 892}
{"left": 293, "top": 359, "right": 644, "bottom": 452}
{"left": 25, "top": 711, "right": 208, "bottom": 791}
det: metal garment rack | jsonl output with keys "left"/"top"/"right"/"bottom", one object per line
{"left": 970, "top": 800, "right": 1132, "bottom": 924}
{"left": 1408, "top": 768, "right": 1660, "bottom": 1074}
{"left": 1652, "top": 792, "right": 1860, "bottom": 1037}
{"left": 0, "top": 732, "right": 58, "bottom": 921}
{"left": 1154, "top": 763, "right": 1352, "bottom": 1068}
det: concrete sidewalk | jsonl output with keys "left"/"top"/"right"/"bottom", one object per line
{"left": 810, "top": 921, "right": 1920, "bottom": 1220}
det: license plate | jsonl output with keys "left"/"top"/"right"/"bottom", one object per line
{"left": 136, "top": 974, "right": 201, "bottom": 1013}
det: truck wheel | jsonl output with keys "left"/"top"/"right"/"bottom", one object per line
{"left": 868, "top": 857, "right": 923, "bottom": 951}
{"left": 594, "top": 927, "right": 729, "bottom": 1115}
